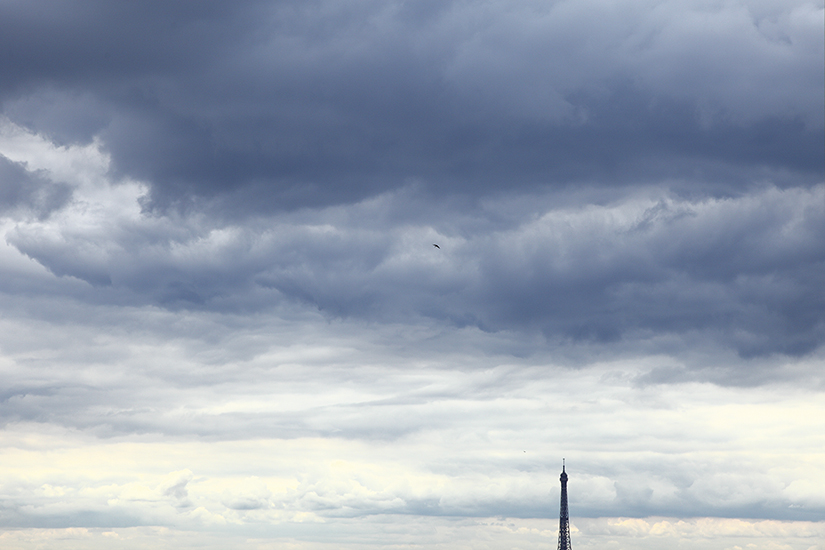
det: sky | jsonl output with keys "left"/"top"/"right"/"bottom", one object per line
{"left": 0, "top": 0, "right": 823, "bottom": 549}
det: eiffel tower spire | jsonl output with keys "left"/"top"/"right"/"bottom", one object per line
{"left": 557, "top": 459, "right": 572, "bottom": 550}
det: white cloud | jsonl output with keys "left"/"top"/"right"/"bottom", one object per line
{"left": 0, "top": 518, "right": 822, "bottom": 549}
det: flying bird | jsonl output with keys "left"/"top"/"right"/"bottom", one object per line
{"left": 433, "top": 244, "right": 440, "bottom": 249}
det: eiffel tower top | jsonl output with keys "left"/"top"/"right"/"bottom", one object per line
{"left": 557, "top": 459, "right": 572, "bottom": 550}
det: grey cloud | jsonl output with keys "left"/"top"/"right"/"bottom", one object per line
{"left": 1, "top": 0, "right": 821, "bottom": 215}
{"left": 160, "top": 471, "right": 194, "bottom": 509}
{"left": 473, "top": 188, "right": 825, "bottom": 357}
{"left": 0, "top": 155, "right": 72, "bottom": 217}
{"left": 7, "top": 184, "right": 823, "bottom": 361}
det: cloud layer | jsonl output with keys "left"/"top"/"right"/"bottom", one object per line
{"left": 2, "top": 124, "right": 822, "bottom": 361}
{"left": 0, "top": 0, "right": 822, "bottom": 548}
{"left": 1, "top": 0, "right": 822, "bottom": 212}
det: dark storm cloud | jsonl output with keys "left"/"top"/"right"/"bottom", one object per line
{"left": 0, "top": 0, "right": 822, "bottom": 367}
{"left": 1, "top": 0, "right": 822, "bottom": 214}
{"left": 6, "top": 183, "right": 823, "bottom": 362}
{"left": 471, "top": 188, "right": 825, "bottom": 357}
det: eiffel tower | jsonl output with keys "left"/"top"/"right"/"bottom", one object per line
{"left": 557, "top": 459, "right": 572, "bottom": 550}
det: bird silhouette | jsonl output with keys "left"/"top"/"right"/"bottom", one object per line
{"left": 433, "top": 244, "right": 440, "bottom": 249}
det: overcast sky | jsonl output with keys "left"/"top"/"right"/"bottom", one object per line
{"left": 0, "top": 1, "right": 823, "bottom": 549}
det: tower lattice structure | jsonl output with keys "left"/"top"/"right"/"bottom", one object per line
{"left": 557, "top": 459, "right": 572, "bottom": 550}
